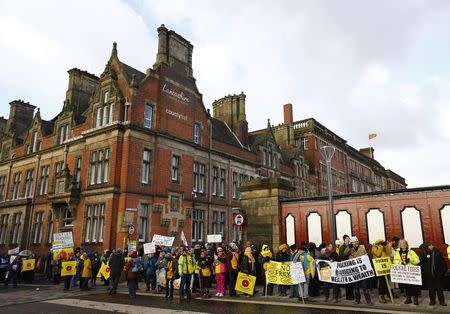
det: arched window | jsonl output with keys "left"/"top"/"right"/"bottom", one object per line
{"left": 401, "top": 207, "right": 424, "bottom": 248}
{"left": 335, "top": 210, "right": 352, "bottom": 241}
{"left": 307, "top": 212, "right": 322, "bottom": 245}
{"left": 440, "top": 205, "right": 450, "bottom": 245}
{"left": 285, "top": 214, "right": 296, "bottom": 246}
{"left": 366, "top": 208, "right": 386, "bottom": 244}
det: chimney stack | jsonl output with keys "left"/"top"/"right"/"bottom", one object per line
{"left": 283, "top": 103, "right": 293, "bottom": 125}
{"left": 359, "top": 147, "right": 374, "bottom": 159}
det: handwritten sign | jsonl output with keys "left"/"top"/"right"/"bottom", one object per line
{"left": 390, "top": 264, "right": 422, "bottom": 285}
{"left": 266, "top": 261, "right": 293, "bottom": 285}
{"left": 152, "top": 234, "right": 175, "bottom": 247}
{"left": 290, "top": 262, "right": 306, "bottom": 284}
{"left": 207, "top": 234, "right": 222, "bottom": 243}
{"left": 144, "top": 242, "right": 156, "bottom": 254}
{"left": 372, "top": 257, "right": 392, "bottom": 276}
{"left": 53, "top": 232, "right": 74, "bottom": 250}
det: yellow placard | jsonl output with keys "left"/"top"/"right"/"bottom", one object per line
{"left": 373, "top": 257, "right": 391, "bottom": 276}
{"left": 61, "top": 261, "right": 77, "bottom": 276}
{"left": 22, "top": 259, "right": 35, "bottom": 272}
{"left": 265, "top": 261, "right": 293, "bottom": 285}
{"left": 98, "top": 262, "right": 111, "bottom": 280}
{"left": 53, "top": 248, "right": 74, "bottom": 262}
{"left": 235, "top": 272, "right": 256, "bottom": 295}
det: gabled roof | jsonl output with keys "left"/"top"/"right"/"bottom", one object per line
{"left": 119, "top": 61, "right": 146, "bottom": 83}
{"left": 211, "top": 118, "right": 244, "bottom": 149}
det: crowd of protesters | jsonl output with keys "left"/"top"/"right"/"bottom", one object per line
{"left": 0, "top": 237, "right": 448, "bottom": 307}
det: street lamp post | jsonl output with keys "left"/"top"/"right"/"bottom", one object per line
{"left": 320, "top": 145, "right": 336, "bottom": 243}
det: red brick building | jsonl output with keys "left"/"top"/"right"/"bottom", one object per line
{"left": 0, "top": 25, "right": 406, "bottom": 257}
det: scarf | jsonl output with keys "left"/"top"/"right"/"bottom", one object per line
{"left": 301, "top": 252, "right": 308, "bottom": 271}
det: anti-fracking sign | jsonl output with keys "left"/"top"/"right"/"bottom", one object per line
{"left": 316, "top": 254, "right": 375, "bottom": 284}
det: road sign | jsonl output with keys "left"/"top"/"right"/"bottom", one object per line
{"left": 128, "top": 224, "right": 135, "bottom": 235}
{"left": 234, "top": 213, "right": 244, "bottom": 226}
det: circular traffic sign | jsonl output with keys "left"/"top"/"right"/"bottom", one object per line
{"left": 234, "top": 214, "right": 244, "bottom": 226}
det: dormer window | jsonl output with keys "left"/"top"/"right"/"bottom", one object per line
{"left": 29, "top": 131, "right": 40, "bottom": 153}
{"left": 95, "top": 100, "right": 114, "bottom": 128}
{"left": 58, "top": 124, "right": 70, "bottom": 144}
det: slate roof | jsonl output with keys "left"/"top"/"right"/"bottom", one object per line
{"left": 211, "top": 118, "right": 244, "bottom": 149}
{"left": 120, "top": 61, "right": 146, "bottom": 83}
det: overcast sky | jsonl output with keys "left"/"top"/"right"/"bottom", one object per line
{"left": 1, "top": 0, "right": 449, "bottom": 188}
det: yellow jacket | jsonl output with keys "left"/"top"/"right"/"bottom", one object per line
{"left": 371, "top": 240, "right": 392, "bottom": 258}
{"left": 393, "top": 247, "right": 419, "bottom": 266}
{"left": 81, "top": 257, "right": 92, "bottom": 278}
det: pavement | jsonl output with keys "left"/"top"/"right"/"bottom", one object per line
{"left": 0, "top": 280, "right": 449, "bottom": 314}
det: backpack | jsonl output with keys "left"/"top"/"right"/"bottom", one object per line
{"left": 131, "top": 257, "right": 142, "bottom": 273}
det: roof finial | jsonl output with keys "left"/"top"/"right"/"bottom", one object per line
{"left": 112, "top": 42, "right": 117, "bottom": 57}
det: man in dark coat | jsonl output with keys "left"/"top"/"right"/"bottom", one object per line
{"left": 108, "top": 249, "right": 125, "bottom": 294}
{"left": 420, "top": 242, "right": 447, "bottom": 306}
{"left": 276, "top": 244, "right": 290, "bottom": 296}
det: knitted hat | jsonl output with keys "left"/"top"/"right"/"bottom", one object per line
{"left": 279, "top": 244, "right": 288, "bottom": 251}
{"left": 183, "top": 246, "right": 190, "bottom": 252}
{"left": 229, "top": 242, "right": 238, "bottom": 250}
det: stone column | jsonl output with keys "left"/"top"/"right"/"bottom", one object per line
{"left": 239, "top": 178, "right": 294, "bottom": 250}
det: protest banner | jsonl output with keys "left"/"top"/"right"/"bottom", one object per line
{"left": 265, "top": 261, "right": 293, "bottom": 285}
{"left": 372, "top": 257, "right": 391, "bottom": 276}
{"left": 181, "top": 231, "right": 188, "bottom": 246}
{"left": 144, "top": 242, "right": 156, "bottom": 254}
{"left": 152, "top": 234, "right": 175, "bottom": 247}
{"left": 61, "top": 261, "right": 77, "bottom": 276}
{"left": 390, "top": 264, "right": 422, "bottom": 285}
{"left": 316, "top": 254, "right": 375, "bottom": 284}
{"left": 8, "top": 246, "right": 20, "bottom": 255}
{"left": 290, "top": 262, "right": 306, "bottom": 284}
{"left": 52, "top": 232, "right": 74, "bottom": 250}
{"left": 52, "top": 247, "right": 74, "bottom": 262}
{"left": 235, "top": 272, "right": 256, "bottom": 295}
{"left": 206, "top": 234, "right": 222, "bottom": 243}
{"left": 127, "top": 240, "right": 137, "bottom": 252}
{"left": 21, "top": 259, "right": 35, "bottom": 272}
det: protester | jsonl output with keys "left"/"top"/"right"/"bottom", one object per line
{"left": 345, "top": 236, "right": 372, "bottom": 305}
{"left": 294, "top": 245, "right": 315, "bottom": 302}
{"left": 319, "top": 243, "right": 340, "bottom": 303}
{"left": 198, "top": 250, "right": 212, "bottom": 298}
{"left": 276, "top": 244, "right": 290, "bottom": 296}
{"left": 108, "top": 248, "right": 125, "bottom": 295}
{"left": 91, "top": 252, "right": 101, "bottom": 287}
{"left": 371, "top": 239, "right": 392, "bottom": 303}
{"left": 125, "top": 251, "right": 141, "bottom": 298}
{"left": 339, "top": 235, "right": 354, "bottom": 300}
{"left": 226, "top": 242, "right": 240, "bottom": 297}
{"left": 307, "top": 243, "right": 321, "bottom": 297}
{"left": 145, "top": 253, "right": 158, "bottom": 292}
{"left": 289, "top": 245, "right": 299, "bottom": 299}
{"left": 258, "top": 244, "right": 273, "bottom": 296}
{"left": 420, "top": 242, "right": 447, "bottom": 306}
{"left": 4, "top": 255, "right": 20, "bottom": 288}
{"left": 239, "top": 246, "right": 256, "bottom": 297}
{"left": 80, "top": 253, "right": 92, "bottom": 291}
{"left": 164, "top": 252, "right": 178, "bottom": 298}
{"left": 0, "top": 255, "right": 8, "bottom": 283}
{"left": 393, "top": 239, "right": 420, "bottom": 305}
{"left": 213, "top": 247, "right": 227, "bottom": 297}
{"left": 178, "top": 246, "right": 195, "bottom": 299}
{"left": 155, "top": 250, "right": 166, "bottom": 293}
{"left": 192, "top": 244, "right": 202, "bottom": 293}
{"left": 100, "top": 250, "right": 111, "bottom": 288}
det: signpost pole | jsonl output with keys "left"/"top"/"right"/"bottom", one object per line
{"left": 385, "top": 275, "right": 394, "bottom": 304}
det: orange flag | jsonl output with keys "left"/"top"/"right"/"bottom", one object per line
{"left": 369, "top": 133, "right": 377, "bottom": 140}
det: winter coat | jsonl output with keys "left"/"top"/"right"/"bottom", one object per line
{"left": 109, "top": 252, "right": 125, "bottom": 277}
{"left": 92, "top": 257, "right": 101, "bottom": 272}
{"left": 420, "top": 248, "right": 447, "bottom": 279}
{"left": 81, "top": 257, "right": 92, "bottom": 278}
{"left": 164, "top": 258, "right": 178, "bottom": 280}
{"left": 339, "top": 243, "right": 351, "bottom": 260}
{"left": 393, "top": 247, "right": 420, "bottom": 266}
{"left": 145, "top": 255, "right": 158, "bottom": 276}
{"left": 178, "top": 253, "right": 195, "bottom": 275}
{"left": 198, "top": 256, "right": 212, "bottom": 278}
{"left": 276, "top": 251, "right": 290, "bottom": 263}
{"left": 319, "top": 249, "right": 340, "bottom": 262}
{"left": 125, "top": 258, "right": 139, "bottom": 280}
{"left": 226, "top": 250, "right": 240, "bottom": 275}
{"left": 345, "top": 244, "right": 367, "bottom": 259}
{"left": 240, "top": 255, "right": 256, "bottom": 276}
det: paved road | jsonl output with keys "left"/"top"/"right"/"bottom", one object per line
{"left": 0, "top": 283, "right": 448, "bottom": 314}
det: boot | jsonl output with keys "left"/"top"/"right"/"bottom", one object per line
{"left": 404, "top": 296, "right": 412, "bottom": 304}
{"left": 413, "top": 296, "right": 419, "bottom": 306}
{"left": 364, "top": 292, "right": 372, "bottom": 305}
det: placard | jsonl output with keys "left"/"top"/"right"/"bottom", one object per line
{"left": 144, "top": 242, "right": 156, "bottom": 254}
{"left": 390, "top": 264, "right": 422, "bottom": 285}
{"left": 372, "top": 257, "right": 392, "bottom": 276}
{"left": 181, "top": 231, "right": 188, "bottom": 246}
{"left": 266, "top": 261, "right": 293, "bottom": 285}
{"left": 8, "top": 246, "right": 20, "bottom": 255}
{"left": 290, "top": 262, "right": 306, "bottom": 284}
{"left": 206, "top": 234, "right": 222, "bottom": 243}
{"left": 152, "top": 234, "right": 175, "bottom": 247}
{"left": 53, "top": 232, "right": 74, "bottom": 250}
{"left": 316, "top": 254, "right": 375, "bottom": 284}
{"left": 235, "top": 272, "right": 256, "bottom": 295}
{"left": 127, "top": 240, "right": 137, "bottom": 252}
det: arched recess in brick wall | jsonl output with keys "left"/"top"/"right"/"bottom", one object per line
{"left": 401, "top": 206, "right": 424, "bottom": 248}
{"left": 285, "top": 214, "right": 296, "bottom": 246}
{"left": 439, "top": 204, "right": 450, "bottom": 245}
{"left": 335, "top": 210, "right": 352, "bottom": 241}
{"left": 366, "top": 208, "right": 386, "bottom": 244}
{"left": 307, "top": 212, "right": 322, "bottom": 246}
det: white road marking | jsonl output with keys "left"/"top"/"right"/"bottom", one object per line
{"left": 43, "top": 298, "right": 206, "bottom": 314}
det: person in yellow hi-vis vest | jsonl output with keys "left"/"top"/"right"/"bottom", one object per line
{"left": 393, "top": 239, "right": 420, "bottom": 305}
{"left": 178, "top": 246, "right": 195, "bottom": 299}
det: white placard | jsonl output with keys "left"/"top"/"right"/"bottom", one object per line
{"left": 181, "top": 231, "right": 188, "bottom": 246}
{"left": 144, "top": 242, "right": 156, "bottom": 254}
{"left": 8, "top": 246, "right": 20, "bottom": 255}
{"left": 127, "top": 240, "right": 137, "bottom": 252}
{"left": 291, "top": 262, "right": 306, "bottom": 284}
{"left": 390, "top": 264, "right": 422, "bottom": 285}
{"left": 152, "top": 234, "right": 175, "bottom": 247}
{"left": 207, "top": 234, "right": 222, "bottom": 243}
{"left": 52, "top": 232, "right": 74, "bottom": 250}
{"left": 10, "top": 256, "right": 17, "bottom": 264}
{"left": 316, "top": 254, "right": 375, "bottom": 284}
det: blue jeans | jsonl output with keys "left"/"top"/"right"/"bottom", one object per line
{"left": 180, "top": 274, "right": 192, "bottom": 297}
{"left": 290, "top": 284, "right": 299, "bottom": 297}
{"left": 71, "top": 274, "right": 78, "bottom": 287}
